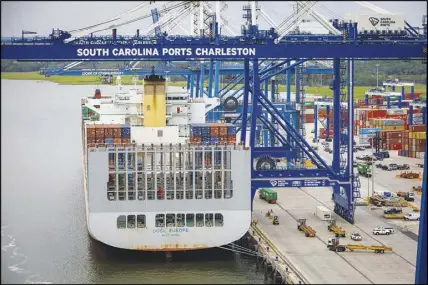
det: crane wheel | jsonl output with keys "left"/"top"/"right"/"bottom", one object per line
{"left": 255, "top": 156, "right": 277, "bottom": 171}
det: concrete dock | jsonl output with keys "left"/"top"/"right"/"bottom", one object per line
{"left": 251, "top": 144, "right": 423, "bottom": 284}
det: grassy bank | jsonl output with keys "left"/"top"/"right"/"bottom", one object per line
{"left": 2, "top": 72, "right": 425, "bottom": 100}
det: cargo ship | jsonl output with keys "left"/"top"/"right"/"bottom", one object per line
{"left": 81, "top": 74, "right": 251, "bottom": 251}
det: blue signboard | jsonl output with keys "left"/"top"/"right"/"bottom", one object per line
{"left": 1, "top": 43, "right": 425, "bottom": 60}
{"left": 254, "top": 178, "right": 336, "bottom": 188}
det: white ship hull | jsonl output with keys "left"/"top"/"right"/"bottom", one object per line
{"left": 86, "top": 211, "right": 251, "bottom": 251}
{"left": 82, "top": 144, "right": 252, "bottom": 251}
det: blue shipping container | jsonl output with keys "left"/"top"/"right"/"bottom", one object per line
{"left": 105, "top": 138, "right": 114, "bottom": 143}
{"left": 359, "top": 128, "right": 382, "bottom": 135}
{"left": 121, "top": 126, "right": 131, "bottom": 138}
{"left": 190, "top": 127, "right": 202, "bottom": 136}
{"left": 228, "top": 126, "right": 237, "bottom": 136}
{"left": 210, "top": 137, "right": 219, "bottom": 144}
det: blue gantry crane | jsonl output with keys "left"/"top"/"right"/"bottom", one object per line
{"left": 1, "top": 4, "right": 427, "bottom": 283}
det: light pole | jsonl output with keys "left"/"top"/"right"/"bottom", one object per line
{"left": 376, "top": 64, "right": 380, "bottom": 88}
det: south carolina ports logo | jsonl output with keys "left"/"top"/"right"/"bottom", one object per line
{"left": 369, "top": 17, "right": 379, "bottom": 26}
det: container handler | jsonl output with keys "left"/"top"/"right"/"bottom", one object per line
{"left": 411, "top": 186, "right": 422, "bottom": 195}
{"left": 327, "top": 220, "right": 346, "bottom": 237}
{"left": 327, "top": 237, "right": 392, "bottom": 254}
{"left": 297, "top": 218, "right": 316, "bottom": 237}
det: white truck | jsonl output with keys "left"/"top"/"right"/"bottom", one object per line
{"left": 315, "top": 206, "right": 332, "bottom": 221}
{"left": 404, "top": 213, "right": 420, "bottom": 221}
{"left": 373, "top": 226, "right": 394, "bottom": 235}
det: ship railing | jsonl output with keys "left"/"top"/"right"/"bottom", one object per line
{"left": 88, "top": 143, "right": 247, "bottom": 151}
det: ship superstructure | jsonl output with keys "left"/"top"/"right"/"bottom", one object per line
{"left": 81, "top": 74, "right": 251, "bottom": 251}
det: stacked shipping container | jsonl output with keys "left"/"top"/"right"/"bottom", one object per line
{"left": 86, "top": 123, "right": 131, "bottom": 146}
{"left": 399, "top": 124, "right": 426, "bottom": 158}
{"left": 189, "top": 123, "right": 237, "bottom": 145}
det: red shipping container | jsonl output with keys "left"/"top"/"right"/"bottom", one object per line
{"left": 409, "top": 125, "right": 426, "bottom": 132}
{"left": 95, "top": 138, "right": 104, "bottom": 144}
{"left": 404, "top": 93, "right": 422, "bottom": 100}
{"left": 386, "top": 143, "right": 402, "bottom": 150}
{"left": 87, "top": 138, "right": 96, "bottom": 144}
{"left": 304, "top": 114, "right": 314, "bottom": 123}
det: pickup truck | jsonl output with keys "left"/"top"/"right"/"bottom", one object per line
{"left": 382, "top": 163, "right": 398, "bottom": 171}
{"left": 397, "top": 164, "right": 410, "bottom": 170}
{"left": 373, "top": 226, "right": 394, "bottom": 235}
{"left": 404, "top": 213, "right": 420, "bottom": 221}
{"left": 384, "top": 208, "right": 403, "bottom": 214}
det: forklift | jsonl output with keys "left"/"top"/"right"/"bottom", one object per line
{"left": 273, "top": 216, "right": 279, "bottom": 225}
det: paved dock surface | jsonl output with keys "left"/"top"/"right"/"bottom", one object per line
{"left": 253, "top": 183, "right": 418, "bottom": 284}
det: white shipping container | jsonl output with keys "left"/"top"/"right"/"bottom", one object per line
{"left": 356, "top": 14, "right": 404, "bottom": 31}
{"left": 387, "top": 109, "right": 407, "bottom": 115}
{"left": 315, "top": 206, "right": 332, "bottom": 221}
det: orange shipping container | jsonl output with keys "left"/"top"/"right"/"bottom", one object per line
{"left": 104, "top": 125, "right": 114, "bottom": 138}
{"left": 122, "top": 138, "right": 130, "bottom": 144}
{"left": 113, "top": 138, "right": 122, "bottom": 144}
{"left": 86, "top": 125, "right": 96, "bottom": 138}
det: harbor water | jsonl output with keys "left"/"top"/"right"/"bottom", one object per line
{"left": 1, "top": 80, "right": 265, "bottom": 284}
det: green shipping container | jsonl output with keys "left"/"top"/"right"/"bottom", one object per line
{"left": 259, "top": 188, "right": 277, "bottom": 204}
{"left": 82, "top": 106, "right": 89, "bottom": 116}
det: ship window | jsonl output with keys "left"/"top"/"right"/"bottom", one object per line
{"left": 127, "top": 215, "right": 136, "bottom": 228}
{"left": 215, "top": 214, "right": 224, "bottom": 227}
{"left": 127, "top": 153, "right": 135, "bottom": 170}
{"left": 137, "top": 215, "right": 146, "bottom": 228}
{"left": 224, "top": 190, "right": 233, "bottom": 199}
{"left": 166, "top": 214, "right": 175, "bottom": 227}
{"left": 185, "top": 190, "right": 193, "bottom": 199}
{"left": 108, "top": 153, "right": 116, "bottom": 170}
{"left": 118, "top": 173, "right": 126, "bottom": 200}
{"left": 176, "top": 214, "right": 185, "bottom": 227}
{"left": 137, "top": 173, "right": 145, "bottom": 200}
{"left": 157, "top": 130, "right": 163, "bottom": 137}
{"left": 196, "top": 213, "right": 204, "bottom": 227}
{"left": 118, "top": 153, "right": 125, "bottom": 170}
{"left": 214, "top": 171, "right": 222, "bottom": 199}
{"left": 186, "top": 214, "right": 195, "bottom": 227}
{"left": 176, "top": 190, "right": 184, "bottom": 200}
{"left": 155, "top": 214, "right": 165, "bottom": 227}
{"left": 146, "top": 105, "right": 151, "bottom": 111}
{"left": 107, "top": 174, "right": 116, "bottom": 201}
{"left": 127, "top": 173, "right": 135, "bottom": 200}
{"left": 117, "top": 215, "right": 126, "bottom": 229}
{"left": 205, "top": 214, "right": 213, "bottom": 227}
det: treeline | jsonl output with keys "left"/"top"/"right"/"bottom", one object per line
{"left": 1, "top": 59, "right": 426, "bottom": 86}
